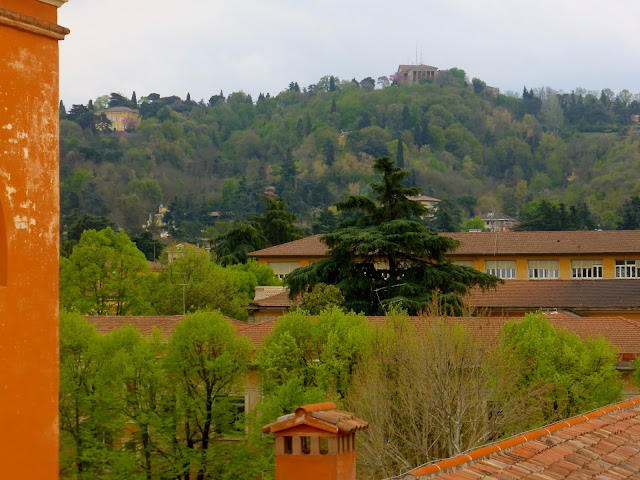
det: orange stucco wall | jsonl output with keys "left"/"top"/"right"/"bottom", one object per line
{"left": 450, "top": 254, "right": 640, "bottom": 280}
{"left": 0, "top": 1, "right": 66, "bottom": 477}
{"left": 275, "top": 450, "right": 356, "bottom": 480}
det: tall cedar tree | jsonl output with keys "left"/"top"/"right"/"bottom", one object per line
{"left": 285, "top": 157, "right": 500, "bottom": 314}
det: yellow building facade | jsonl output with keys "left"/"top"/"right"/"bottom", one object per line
{"left": 99, "top": 106, "right": 140, "bottom": 131}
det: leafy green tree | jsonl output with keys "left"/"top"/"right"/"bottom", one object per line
{"left": 67, "top": 214, "right": 115, "bottom": 243}
{"left": 212, "top": 221, "right": 267, "bottom": 266}
{"left": 472, "top": 78, "right": 486, "bottom": 95}
{"left": 164, "top": 311, "right": 252, "bottom": 480}
{"left": 257, "top": 195, "right": 304, "bottom": 247}
{"left": 131, "top": 230, "right": 164, "bottom": 262}
{"left": 67, "top": 104, "right": 96, "bottom": 129}
{"left": 286, "top": 157, "right": 499, "bottom": 314}
{"left": 109, "top": 92, "right": 135, "bottom": 109}
{"left": 101, "top": 325, "right": 168, "bottom": 479}
{"left": 619, "top": 195, "right": 640, "bottom": 229}
{"left": 60, "top": 228, "right": 152, "bottom": 315}
{"left": 59, "top": 312, "right": 128, "bottom": 478}
{"left": 227, "top": 259, "right": 281, "bottom": 297}
{"left": 431, "top": 199, "right": 463, "bottom": 232}
{"left": 516, "top": 199, "right": 596, "bottom": 231}
{"left": 499, "top": 313, "right": 622, "bottom": 422}
{"left": 256, "top": 308, "right": 372, "bottom": 421}
{"left": 298, "top": 283, "right": 345, "bottom": 314}
{"left": 465, "top": 217, "right": 486, "bottom": 231}
{"left": 153, "top": 246, "right": 250, "bottom": 319}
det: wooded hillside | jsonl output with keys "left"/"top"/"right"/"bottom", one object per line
{"left": 59, "top": 71, "right": 640, "bottom": 240}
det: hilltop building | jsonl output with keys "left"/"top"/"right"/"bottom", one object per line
{"left": 97, "top": 106, "right": 140, "bottom": 131}
{"left": 396, "top": 64, "right": 438, "bottom": 84}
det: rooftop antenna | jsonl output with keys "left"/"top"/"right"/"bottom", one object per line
{"left": 420, "top": 44, "right": 423, "bottom": 65}
{"left": 415, "top": 42, "right": 418, "bottom": 65}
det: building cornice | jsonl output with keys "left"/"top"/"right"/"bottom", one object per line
{"left": 37, "top": 0, "right": 68, "bottom": 7}
{"left": 0, "top": 8, "right": 69, "bottom": 40}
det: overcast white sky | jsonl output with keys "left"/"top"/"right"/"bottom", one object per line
{"left": 59, "top": 0, "right": 640, "bottom": 106}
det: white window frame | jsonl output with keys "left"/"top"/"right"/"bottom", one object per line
{"left": 571, "top": 259, "right": 603, "bottom": 279}
{"left": 615, "top": 260, "right": 640, "bottom": 278}
{"left": 528, "top": 260, "right": 559, "bottom": 279}
{"left": 485, "top": 260, "right": 516, "bottom": 279}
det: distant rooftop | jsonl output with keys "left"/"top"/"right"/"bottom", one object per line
{"left": 248, "top": 231, "right": 640, "bottom": 258}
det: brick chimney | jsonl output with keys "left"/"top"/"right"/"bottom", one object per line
{"left": 262, "top": 402, "right": 369, "bottom": 480}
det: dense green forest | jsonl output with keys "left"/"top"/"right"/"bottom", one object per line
{"left": 59, "top": 71, "right": 640, "bottom": 241}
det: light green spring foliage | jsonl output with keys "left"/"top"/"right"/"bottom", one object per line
{"left": 60, "top": 227, "right": 152, "bottom": 315}
{"left": 297, "top": 283, "right": 345, "bottom": 314}
{"left": 152, "top": 245, "right": 254, "bottom": 319}
{"left": 499, "top": 313, "right": 622, "bottom": 421}
{"left": 59, "top": 310, "right": 260, "bottom": 480}
{"left": 256, "top": 307, "right": 372, "bottom": 423}
{"left": 164, "top": 311, "right": 253, "bottom": 480}
{"left": 227, "top": 259, "right": 282, "bottom": 297}
{"left": 60, "top": 229, "right": 270, "bottom": 320}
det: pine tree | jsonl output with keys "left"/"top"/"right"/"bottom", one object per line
{"left": 131, "top": 91, "right": 137, "bottom": 107}
{"left": 305, "top": 113, "right": 312, "bottom": 135}
{"left": 329, "top": 76, "right": 336, "bottom": 92}
{"left": 59, "top": 100, "right": 67, "bottom": 119}
{"left": 286, "top": 157, "right": 499, "bottom": 314}
{"left": 396, "top": 137, "right": 404, "bottom": 168}
{"left": 186, "top": 92, "right": 191, "bottom": 102}
{"left": 324, "top": 140, "right": 335, "bottom": 167}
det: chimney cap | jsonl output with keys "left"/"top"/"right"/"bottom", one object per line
{"left": 262, "top": 402, "right": 369, "bottom": 435}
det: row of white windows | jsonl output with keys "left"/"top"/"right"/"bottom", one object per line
{"left": 269, "top": 260, "right": 640, "bottom": 280}
{"left": 455, "top": 259, "right": 640, "bottom": 280}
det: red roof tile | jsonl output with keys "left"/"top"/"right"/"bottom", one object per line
{"left": 395, "top": 398, "right": 640, "bottom": 480}
{"left": 262, "top": 402, "right": 369, "bottom": 435}
{"left": 229, "top": 314, "right": 640, "bottom": 357}
{"left": 249, "top": 291, "right": 295, "bottom": 308}
{"left": 247, "top": 231, "right": 640, "bottom": 258}
{"left": 468, "top": 279, "right": 640, "bottom": 310}
{"left": 447, "top": 230, "right": 640, "bottom": 256}
{"left": 248, "top": 234, "right": 327, "bottom": 257}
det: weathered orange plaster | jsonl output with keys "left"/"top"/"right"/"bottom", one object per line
{"left": 0, "top": 1, "right": 66, "bottom": 477}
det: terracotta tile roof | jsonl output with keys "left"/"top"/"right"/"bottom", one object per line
{"left": 446, "top": 230, "right": 640, "bottom": 256}
{"left": 248, "top": 234, "right": 327, "bottom": 258}
{"left": 86, "top": 315, "right": 249, "bottom": 341}
{"left": 262, "top": 402, "right": 369, "bottom": 435}
{"left": 248, "top": 291, "right": 294, "bottom": 308}
{"left": 394, "top": 397, "right": 640, "bottom": 480}
{"left": 236, "top": 319, "right": 278, "bottom": 349}
{"left": 468, "top": 279, "right": 640, "bottom": 310}
{"left": 248, "top": 231, "right": 640, "bottom": 258}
